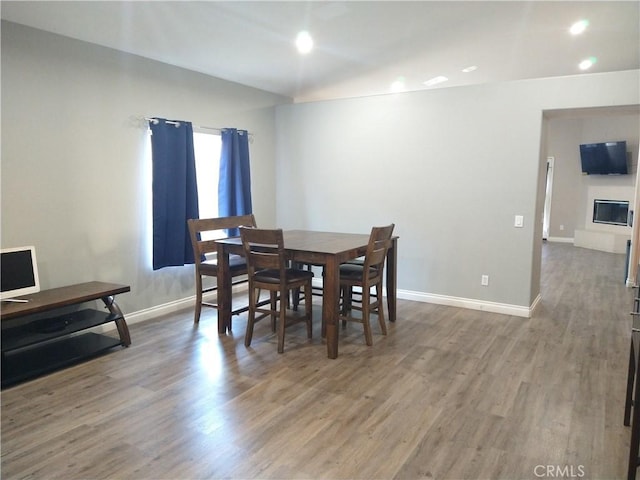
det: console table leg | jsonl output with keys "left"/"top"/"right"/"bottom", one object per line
{"left": 102, "top": 295, "right": 131, "bottom": 346}
{"left": 627, "top": 338, "right": 636, "bottom": 426}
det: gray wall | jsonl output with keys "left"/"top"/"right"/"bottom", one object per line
{"left": 275, "top": 73, "right": 640, "bottom": 310}
{"left": 2, "top": 21, "right": 639, "bottom": 318}
{"left": 1, "top": 22, "right": 288, "bottom": 315}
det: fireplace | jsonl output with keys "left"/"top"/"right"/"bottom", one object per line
{"left": 593, "top": 199, "right": 629, "bottom": 226}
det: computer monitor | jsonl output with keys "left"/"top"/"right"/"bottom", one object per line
{"left": 1, "top": 246, "right": 41, "bottom": 301}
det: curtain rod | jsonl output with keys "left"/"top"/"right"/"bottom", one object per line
{"left": 144, "top": 117, "right": 253, "bottom": 137}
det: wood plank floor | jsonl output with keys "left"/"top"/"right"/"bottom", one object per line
{"left": 1, "top": 242, "right": 635, "bottom": 479}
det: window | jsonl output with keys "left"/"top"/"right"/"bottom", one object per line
{"left": 145, "top": 129, "right": 223, "bottom": 267}
{"left": 193, "top": 131, "right": 222, "bottom": 240}
{"left": 193, "top": 132, "right": 221, "bottom": 215}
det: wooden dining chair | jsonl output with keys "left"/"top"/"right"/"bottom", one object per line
{"left": 187, "top": 214, "right": 257, "bottom": 326}
{"left": 339, "top": 224, "right": 395, "bottom": 346}
{"left": 341, "top": 257, "right": 377, "bottom": 306}
{"left": 240, "top": 227, "right": 314, "bottom": 353}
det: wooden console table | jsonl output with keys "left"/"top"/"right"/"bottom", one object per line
{"left": 1, "top": 281, "right": 131, "bottom": 388}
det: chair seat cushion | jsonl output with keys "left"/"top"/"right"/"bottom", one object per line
{"left": 344, "top": 257, "right": 365, "bottom": 266}
{"left": 339, "top": 263, "right": 378, "bottom": 279}
{"left": 255, "top": 268, "right": 314, "bottom": 284}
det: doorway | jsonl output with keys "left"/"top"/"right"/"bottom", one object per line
{"left": 539, "top": 105, "right": 640, "bottom": 290}
{"left": 542, "top": 156, "right": 554, "bottom": 240}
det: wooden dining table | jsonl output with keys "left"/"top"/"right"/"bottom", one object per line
{"left": 215, "top": 230, "right": 398, "bottom": 359}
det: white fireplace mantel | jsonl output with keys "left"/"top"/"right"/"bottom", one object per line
{"left": 573, "top": 185, "right": 633, "bottom": 253}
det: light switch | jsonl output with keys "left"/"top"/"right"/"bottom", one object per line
{"left": 514, "top": 215, "right": 524, "bottom": 228}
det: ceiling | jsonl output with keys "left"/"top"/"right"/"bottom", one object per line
{"left": 2, "top": 1, "right": 639, "bottom": 103}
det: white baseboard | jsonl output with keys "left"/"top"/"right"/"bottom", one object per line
{"left": 397, "top": 289, "right": 538, "bottom": 318}
{"left": 97, "top": 295, "right": 195, "bottom": 334}
{"left": 99, "top": 285, "right": 248, "bottom": 332}
{"left": 126, "top": 296, "right": 195, "bottom": 325}
{"left": 529, "top": 293, "right": 542, "bottom": 316}
{"left": 104, "top": 283, "right": 538, "bottom": 334}
{"left": 125, "top": 282, "right": 252, "bottom": 325}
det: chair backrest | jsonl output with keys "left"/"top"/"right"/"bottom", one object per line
{"left": 188, "top": 214, "right": 256, "bottom": 264}
{"left": 239, "top": 227, "right": 287, "bottom": 276}
{"left": 363, "top": 224, "right": 395, "bottom": 273}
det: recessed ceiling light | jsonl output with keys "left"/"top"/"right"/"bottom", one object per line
{"left": 570, "top": 19, "right": 589, "bottom": 35}
{"left": 390, "top": 77, "right": 406, "bottom": 93}
{"left": 423, "top": 76, "right": 448, "bottom": 87}
{"left": 579, "top": 56, "right": 597, "bottom": 70}
{"left": 462, "top": 65, "right": 478, "bottom": 73}
{"left": 295, "top": 31, "right": 313, "bottom": 55}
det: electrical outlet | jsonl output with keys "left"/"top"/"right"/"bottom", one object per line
{"left": 481, "top": 274, "right": 489, "bottom": 286}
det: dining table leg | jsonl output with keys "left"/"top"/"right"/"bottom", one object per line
{"left": 386, "top": 238, "right": 398, "bottom": 322}
{"left": 216, "top": 242, "right": 232, "bottom": 334}
{"left": 324, "top": 256, "right": 339, "bottom": 359}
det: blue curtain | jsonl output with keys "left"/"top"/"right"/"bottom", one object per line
{"left": 218, "top": 128, "right": 253, "bottom": 236}
{"left": 149, "top": 118, "right": 199, "bottom": 269}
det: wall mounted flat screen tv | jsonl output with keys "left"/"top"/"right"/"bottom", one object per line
{"left": 579, "top": 141, "right": 628, "bottom": 175}
{"left": 1, "top": 246, "right": 40, "bottom": 300}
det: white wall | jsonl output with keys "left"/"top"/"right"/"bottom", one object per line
{"left": 276, "top": 72, "right": 640, "bottom": 312}
{"left": 1, "top": 22, "right": 288, "bottom": 315}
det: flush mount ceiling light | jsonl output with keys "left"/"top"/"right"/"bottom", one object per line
{"left": 570, "top": 19, "right": 589, "bottom": 35}
{"left": 295, "top": 31, "right": 314, "bottom": 55}
{"left": 579, "top": 56, "right": 597, "bottom": 70}
{"left": 423, "top": 76, "right": 448, "bottom": 87}
{"left": 390, "top": 76, "right": 406, "bottom": 93}
{"left": 462, "top": 65, "right": 477, "bottom": 73}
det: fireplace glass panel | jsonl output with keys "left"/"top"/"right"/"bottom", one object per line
{"left": 593, "top": 199, "right": 629, "bottom": 226}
